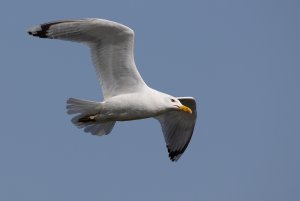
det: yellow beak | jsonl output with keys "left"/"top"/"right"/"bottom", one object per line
{"left": 178, "top": 105, "right": 193, "bottom": 114}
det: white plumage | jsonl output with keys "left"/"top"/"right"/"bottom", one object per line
{"left": 28, "top": 18, "right": 197, "bottom": 161}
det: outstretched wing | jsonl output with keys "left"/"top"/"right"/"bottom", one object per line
{"left": 27, "top": 18, "right": 147, "bottom": 99}
{"left": 156, "top": 97, "right": 197, "bottom": 161}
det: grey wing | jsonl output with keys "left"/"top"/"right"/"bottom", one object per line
{"left": 156, "top": 97, "right": 197, "bottom": 161}
{"left": 27, "top": 18, "right": 147, "bottom": 99}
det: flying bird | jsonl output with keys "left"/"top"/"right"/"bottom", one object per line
{"left": 27, "top": 18, "right": 197, "bottom": 161}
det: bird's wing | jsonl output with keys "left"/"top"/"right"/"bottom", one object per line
{"left": 156, "top": 97, "right": 197, "bottom": 161}
{"left": 27, "top": 18, "right": 147, "bottom": 99}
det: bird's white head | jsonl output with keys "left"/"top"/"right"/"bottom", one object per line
{"left": 164, "top": 96, "right": 192, "bottom": 114}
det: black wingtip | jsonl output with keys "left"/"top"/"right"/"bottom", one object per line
{"left": 27, "top": 31, "right": 45, "bottom": 38}
{"left": 27, "top": 24, "right": 50, "bottom": 38}
{"left": 27, "top": 21, "right": 64, "bottom": 38}
{"left": 167, "top": 146, "right": 184, "bottom": 162}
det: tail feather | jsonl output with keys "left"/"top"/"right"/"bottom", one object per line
{"left": 67, "top": 98, "right": 100, "bottom": 114}
{"left": 66, "top": 98, "right": 116, "bottom": 136}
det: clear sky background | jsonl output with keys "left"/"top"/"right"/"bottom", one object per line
{"left": 0, "top": 0, "right": 299, "bottom": 200}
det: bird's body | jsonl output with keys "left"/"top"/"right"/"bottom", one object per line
{"left": 72, "top": 89, "right": 173, "bottom": 122}
{"left": 28, "top": 18, "right": 197, "bottom": 161}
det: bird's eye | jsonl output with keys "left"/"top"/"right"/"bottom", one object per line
{"left": 170, "top": 98, "right": 176, "bottom": 102}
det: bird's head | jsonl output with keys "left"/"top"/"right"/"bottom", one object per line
{"left": 165, "top": 96, "right": 192, "bottom": 114}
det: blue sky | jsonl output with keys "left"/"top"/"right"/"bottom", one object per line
{"left": 1, "top": 0, "right": 299, "bottom": 200}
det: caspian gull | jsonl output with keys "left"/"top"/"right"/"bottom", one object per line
{"left": 27, "top": 18, "right": 197, "bottom": 161}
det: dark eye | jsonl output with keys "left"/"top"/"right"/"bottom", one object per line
{"left": 170, "top": 98, "right": 176, "bottom": 102}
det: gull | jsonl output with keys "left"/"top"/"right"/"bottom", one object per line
{"left": 27, "top": 18, "right": 197, "bottom": 161}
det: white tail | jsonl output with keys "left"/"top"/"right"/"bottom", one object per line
{"left": 66, "top": 98, "right": 116, "bottom": 136}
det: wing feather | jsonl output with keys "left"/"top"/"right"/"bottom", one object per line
{"left": 27, "top": 18, "right": 147, "bottom": 99}
{"left": 156, "top": 97, "right": 197, "bottom": 161}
